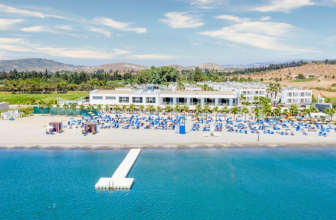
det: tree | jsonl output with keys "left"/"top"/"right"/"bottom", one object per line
{"left": 239, "top": 94, "right": 245, "bottom": 103}
{"left": 324, "top": 107, "right": 336, "bottom": 121}
{"left": 113, "top": 104, "right": 120, "bottom": 113}
{"left": 97, "top": 104, "right": 102, "bottom": 113}
{"left": 242, "top": 106, "right": 249, "bottom": 121}
{"left": 282, "top": 109, "right": 288, "bottom": 117}
{"left": 63, "top": 103, "right": 69, "bottom": 116}
{"left": 203, "top": 104, "right": 211, "bottom": 118}
{"left": 121, "top": 105, "right": 127, "bottom": 113}
{"left": 230, "top": 106, "right": 239, "bottom": 120}
{"left": 273, "top": 106, "right": 282, "bottom": 119}
{"left": 176, "top": 81, "right": 185, "bottom": 91}
{"left": 80, "top": 104, "right": 85, "bottom": 115}
{"left": 221, "top": 106, "right": 229, "bottom": 121}
{"left": 174, "top": 105, "right": 180, "bottom": 115}
{"left": 195, "top": 104, "right": 202, "bottom": 115}
{"left": 165, "top": 105, "right": 172, "bottom": 113}
{"left": 70, "top": 104, "right": 77, "bottom": 116}
{"left": 139, "top": 105, "right": 144, "bottom": 114}
{"left": 105, "top": 104, "right": 109, "bottom": 112}
{"left": 146, "top": 105, "right": 155, "bottom": 113}
{"left": 46, "top": 101, "right": 53, "bottom": 116}
{"left": 156, "top": 106, "right": 162, "bottom": 114}
{"left": 56, "top": 104, "right": 60, "bottom": 115}
{"left": 253, "top": 106, "right": 261, "bottom": 119}
{"left": 129, "top": 104, "right": 136, "bottom": 113}
{"left": 213, "top": 106, "right": 219, "bottom": 121}
{"left": 182, "top": 105, "right": 189, "bottom": 113}
{"left": 289, "top": 104, "right": 299, "bottom": 116}
{"left": 39, "top": 100, "right": 45, "bottom": 116}
{"left": 193, "top": 67, "right": 203, "bottom": 82}
{"left": 263, "top": 103, "right": 272, "bottom": 118}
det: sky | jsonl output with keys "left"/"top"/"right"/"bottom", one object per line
{"left": 0, "top": 0, "right": 335, "bottom": 66}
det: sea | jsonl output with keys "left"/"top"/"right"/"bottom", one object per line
{"left": 1, "top": 147, "right": 336, "bottom": 219}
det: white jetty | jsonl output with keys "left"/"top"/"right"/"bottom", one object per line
{"left": 95, "top": 149, "right": 141, "bottom": 190}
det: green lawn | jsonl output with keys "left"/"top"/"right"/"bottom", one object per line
{"left": 0, "top": 92, "right": 88, "bottom": 104}
{"left": 291, "top": 78, "right": 316, "bottom": 83}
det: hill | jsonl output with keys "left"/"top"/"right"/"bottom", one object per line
{"left": 84, "top": 62, "right": 148, "bottom": 72}
{"left": 167, "top": 64, "right": 195, "bottom": 71}
{"left": 0, "top": 58, "right": 77, "bottom": 72}
{"left": 198, "top": 63, "right": 224, "bottom": 71}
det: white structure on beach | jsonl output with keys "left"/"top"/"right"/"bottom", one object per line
{"left": 90, "top": 84, "right": 238, "bottom": 109}
{"left": 89, "top": 82, "right": 313, "bottom": 108}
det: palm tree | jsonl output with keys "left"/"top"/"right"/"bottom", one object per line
{"left": 165, "top": 105, "right": 172, "bottom": 114}
{"left": 253, "top": 96, "right": 259, "bottom": 105}
{"left": 146, "top": 105, "right": 155, "bottom": 113}
{"left": 156, "top": 106, "right": 162, "bottom": 114}
{"left": 242, "top": 106, "right": 249, "bottom": 121}
{"left": 56, "top": 104, "right": 60, "bottom": 115}
{"left": 239, "top": 94, "right": 245, "bottom": 103}
{"left": 121, "top": 105, "right": 127, "bottom": 113}
{"left": 46, "top": 101, "right": 53, "bottom": 116}
{"left": 97, "top": 104, "right": 102, "bottom": 113}
{"left": 253, "top": 106, "right": 261, "bottom": 119}
{"left": 113, "top": 104, "right": 120, "bottom": 113}
{"left": 230, "top": 106, "right": 239, "bottom": 120}
{"left": 39, "top": 100, "right": 45, "bottom": 116}
{"left": 213, "top": 106, "right": 219, "bottom": 121}
{"left": 203, "top": 104, "right": 211, "bottom": 118}
{"left": 282, "top": 109, "right": 288, "bottom": 118}
{"left": 70, "top": 104, "right": 77, "bottom": 116}
{"left": 174, "top": 105, "right": 180, "bottom": 115}
{"left": 273, "top": 106, "right": 281, "bottom": 120}
{"left": 289, "top": 104, "right": 299, "bottom": 117}
{"left": 195, "top": 104, "right": 202, "bottom": 115}
{"left": 63, "top": 103, "right": 69, "bottom": 116}
{"left": 263, "top": 103, "right": 272, "bottom": 118}
{"left": 182, "top": 105, "right": 189, "bottom": 113}
{"left": 176, "top": 81, "right": 185, "bottom": 91}
{"left": 80, "top": 104, "right": 85, "bottom": 115}
{"left": 324, "top": 107, "right": 336, "bottom": 121}
{"left": 105, "top": 104, "right": 109, "bottom": 113}
{"left": 129, "top": 104, "right": 136, "bottom": 113}
{"left": 139, "top": 105, "right": 145, "bottom": 114}
{"left": 221, "top": 106, "right": 229, "bottom": 121}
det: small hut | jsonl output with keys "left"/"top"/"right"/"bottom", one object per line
{"left": 84, "top": 122, "right": 97, "bottom": 134}
{"left": 49, "top": 122, "right": 62, "bottom": 133}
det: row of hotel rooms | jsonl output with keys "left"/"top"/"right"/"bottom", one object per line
{"left": 89, "top": 82, "right": 313, "bottom": 108}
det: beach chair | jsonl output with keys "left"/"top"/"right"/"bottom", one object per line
{"left": 281, "top": 132, "right": 284, "bottom": 135}
{"left": 318, "top": 131, "right": 322, "bottom": 136}
{"left": 323, "top": 133, "right": 327, "bottom": 137}
{"left": 263, "top": 130, "right": 267, "bottom": 134}
{"left": 83, "top": 132, "right": 87, "bottom": 136}
{"left": 244, "top": 130, "right": 248, "bottom": 134}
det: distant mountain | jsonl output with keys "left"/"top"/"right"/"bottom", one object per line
{"left": 167, "top": 64, "right": 195, "bottom": 71}
{"left": 84, "top": 62, "right": 148, "bottom": 72}
{"left": 0, "top": 58, "right": 78, "bottom": 72}
{"left": 198, "top": 62, "right": 224, "bottom": 71}
{"left": 221, "top": 60, "right": 315, "bottom": 69}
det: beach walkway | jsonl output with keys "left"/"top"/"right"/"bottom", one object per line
{"left": 95, "top": 149, "right": 141, "bottom": 190}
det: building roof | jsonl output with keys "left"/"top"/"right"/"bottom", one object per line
{"left": 94, "top": 90, "right": 132, "bottom": 94}
{"left": 160, "top": 91, "right": 234, "bottom": 95}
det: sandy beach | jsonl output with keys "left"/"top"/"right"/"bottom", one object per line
{"left": 0, "top": 114, "right": 335, "bottom": 149}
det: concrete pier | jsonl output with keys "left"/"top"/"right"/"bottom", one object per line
{"left": 95, "top": 149, "right": 141, "bottom": 190}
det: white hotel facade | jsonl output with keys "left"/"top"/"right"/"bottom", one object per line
{"left": 89, "top": 82, "right": 313, "bottom": 108}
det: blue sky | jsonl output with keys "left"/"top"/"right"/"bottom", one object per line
{"left": 0, "top": 0, "right": 335, "bottom": 66}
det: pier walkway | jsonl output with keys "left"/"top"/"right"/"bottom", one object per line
{"left": 95, "top": 149, "right": 141, "bottom": 190}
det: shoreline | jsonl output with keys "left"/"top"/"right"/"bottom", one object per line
{"left": 1, "top": 142, "right": 336, "bottom": 150}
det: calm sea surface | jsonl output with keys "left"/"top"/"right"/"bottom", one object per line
{"left": 1, "top": 148, "right": 336, "bottom": 219}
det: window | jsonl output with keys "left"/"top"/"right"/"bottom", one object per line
{"left": 106, "top": 96, "right": 116, "bottom": 100}
{"left": 218, "top": 98, "right": 229, "bottom": 105}
{"left": 119, "top": 97, "right": 129, "bottom": 103}
{"left": 204, "top": 98, "right": 215, "bottom": 105}
{"left": 163, "top": 97, "right": 173, "bottom": 104}
{"left": 300, "top": 92, "right": 305, "bottom": 97}
{"left": 132, "top": 97, "right": 143, "bottom": 103}
{"left": 306, "top": 92, "right": 311, "bottom": 96}
{"left": 92, "top": 96, "right": 103, "bottom": 100}
{"left": 176, "top": 98, "right": 187, "bottom": 104}
{"left": 190, "top": 98, "right": 201, "bottom": 105}
{"left": 146, "top": 97, "right": 156, "bottom": 103}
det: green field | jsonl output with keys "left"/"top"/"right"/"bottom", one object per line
{"left": 0, "top": 92, "right": 88, "bottom": 104}
{"left": 291, "top": 78, "right": 316, "bottom": 83}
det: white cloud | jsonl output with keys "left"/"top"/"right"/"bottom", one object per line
{"left": 199, "top": 17, "right": 319, "bottom": 53}
{"left": 189, "top": 0, "right": 222, "bottom": 9}
{"left": 0, "top": 38, "right": 130, "bottom": 59}
{"left": 0, "top": 19, "right": 23, "bottom": 30}
{"left": 0, "top": 3, "right": 65, "bottom": 19}
{"left": 160, "top": 12, "right": 204, "bottom": 29}
{"left": 55, "top": 25, "right": 73, "bottom": 30}
{"left": 129, "top": 54, "right": 176, "bottom": 60}
{"left": 21, "top": 26, "right": 59, "bottom": 34}
{"left": 93, "top": 17, "right": 146, "bottom": 34}
{"left": 261, "top": 16, "right": 271, "bottom": 21}
{"left": 254, "top": 0, "right": 315, "bottom": 12}
{"left": 216, "top": 15, "right": 250, "bottom": 23}
{"left": 87, "top": 27, "right": 112, "bottom": 38}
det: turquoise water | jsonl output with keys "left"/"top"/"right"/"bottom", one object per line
{"left": 1, "top": 148, "right": 336, "bottom": 219}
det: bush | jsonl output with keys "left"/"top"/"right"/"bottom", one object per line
{"left": 332, "top": 83, "right": 336, "bottom": 87}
